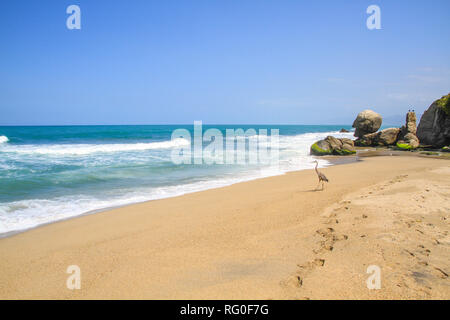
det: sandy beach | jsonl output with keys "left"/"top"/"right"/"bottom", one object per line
{"left": 0, "top": 155, "right": 449, "bottom": 299}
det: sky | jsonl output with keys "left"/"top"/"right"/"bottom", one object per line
{"left": 0, "top": 0, "right": 449, "bottom": 125}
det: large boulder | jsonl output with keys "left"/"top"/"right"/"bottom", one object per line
{"left": 310, "top": 136, "right": 356, "bottom": 156}
{"left": 417, "top": 93, "right": 450, "bottom": 147}
{"left": 352, "top": 110, "right": 382, "bottom": 138}
{"left": 355, "top": 128, "right": 400, "bottom": 146}
{"left": 378, "top": 128, "right": 401, "bottom": 145}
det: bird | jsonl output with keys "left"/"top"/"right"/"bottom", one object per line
{"left": 313, "top": 160, "right": 329, "bottom": 190}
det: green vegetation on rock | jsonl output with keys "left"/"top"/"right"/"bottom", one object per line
{"left": 310, "top": 142, "right": 332, "bottom": 155}
{"left": 335, "top": 148, "right": 356, "bottom": 155}
{"left": 396, "top": 142, "right": 414, "bottom": 150}
{"left": 436, "top": 94, "right": 450, "bottom": 115}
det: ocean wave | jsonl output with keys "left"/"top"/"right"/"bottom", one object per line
{"left": 0, "top": 160, "right": 334, "bottom": 235}
{"left": 0, "top": 129, "right": 355, "bottom": 235}
{"left": 0, "top": 136, "right": 9, "bottom": 144}
{"left": 0, "top": 138, "right": 190, "bottom": 155}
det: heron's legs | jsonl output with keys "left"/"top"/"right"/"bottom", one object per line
{"left": 315, "top": 180, "right": 321, "bottom": 190}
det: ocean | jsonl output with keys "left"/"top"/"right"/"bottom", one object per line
{"left": 0, "top": 125, "right": 354, "bottom": 235}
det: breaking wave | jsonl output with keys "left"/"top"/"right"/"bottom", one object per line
{"left": 0, "top": 136, "right": 9, "bottom": 144}
{"left": 0, "top": 138, "right": 190, "bottom": 155}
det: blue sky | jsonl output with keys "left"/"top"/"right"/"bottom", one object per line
{"left": 0, "top": 0, "right": 449, "bottom": 125}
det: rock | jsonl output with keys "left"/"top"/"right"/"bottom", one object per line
{"left": 325, "top": 136, "right": 343, "bottom": 150}
{"left": 405, "top": 111, "right": 417, "bottom": 134}
{"left": 378, "top": 128, "right": 401, "bottom": 145}
{"left": 396, "top": 138, "right": 419, "bottom": 149}
{"left": 340, "top": 143, "right": 356, "bottom": 155}
{"left": 340, "top": 138, "right": 354, "bottom": 146}
{"left": 355, "top": 132, "right": 377, "bottom": 146}
{"left": 352, "top": 110, "right": 382, "bottom": 138}
{"left": 339, "top": 128, "right": 349, "bottom": 133}
{"left": 417, "top": 93, "right": 450, "bottom": 147}
{"left": 355, "top": 128, "right": 400, "bottom": 146}
{"left": 310, "top": 136, "right": 356, "bottom": 156}
{"left": 399, "top": 133, "right": 419, "bottom": 148}
{"left": 397, "top": 111, "right": 420, "bottom": 149}
{"left": 311, "top": 139, "right": 332, "bottom": 155}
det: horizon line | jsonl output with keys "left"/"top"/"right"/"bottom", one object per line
{"left": 0, "top": 123, "right": 409, "bottom": 127}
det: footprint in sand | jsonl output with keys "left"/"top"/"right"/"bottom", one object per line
{"left": 314, "top": 227, "right": 348, "bottom": 252}
{"left": 432, "top": 267, "right": 448, "bottom": 279}
{"left": 294, "top": 258, "right": 327, "bottom": 287}
{"left": 287, "top": 210, "right": 350, "bottom": 291}
{"left": 316, "top": 227, "right": 335, "bottom": 237}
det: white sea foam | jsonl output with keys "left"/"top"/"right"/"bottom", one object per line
{"left": 0, "top": 136, "right": 9, "bottom": 144}
{"left": 0, "top": 171, "right": 287, "bottom": 235}
{"left": 0, "top": 138, "right": 190, "bottom": 155}
{"left": 0, "top": 130, "right": 355, "bottom": 235}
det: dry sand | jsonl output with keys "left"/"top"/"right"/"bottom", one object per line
{"left": 0, "top": 156, "right": 449, "bottom": 299}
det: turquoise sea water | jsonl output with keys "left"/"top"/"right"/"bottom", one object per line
{"left": 0, "top": 125, "right": 354, "bottom": 235}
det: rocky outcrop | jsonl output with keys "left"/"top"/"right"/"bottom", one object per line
{"left": 396, "top": 111, "right": 420, "bottom": 149}
{"left": 339, "top": 128, "right": 349, "bottom": 133}
{"left": 417, "top": 93, "right": 450, "bottom": 148}
{"left": 352, "top": 110, "right": 382, "bottom": 138}
{"left": 396, "top": 133, "right": 420, "bottom": 149}
{"left": 356, "top": 128, "right": 400, "bottom": 146}
{"left": 379, "top": 128, "right": 402, "bottom": 145}
{"left": 310, "top": 136, "right": 356, "bottom": 156}
{"left": 405, "top": 111, "right": 417, "bottom": 133}
{"left": 354, "top": 111, "right": 419, "bottom": 149}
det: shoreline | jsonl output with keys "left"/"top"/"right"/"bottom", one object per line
{"left": 0, "top": 155, "right": 448, "bottom": 299}
{"left": 0, "top": 127, "right": 357, "bottom": 238}
{"left": 0, "top": 154, "right": 358, "bottom": 239}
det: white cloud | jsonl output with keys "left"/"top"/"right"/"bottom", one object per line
{"left": 387, "top": 93, "right": 409, "bottom": 101}
{"left": 407, "top": 74, "right": 442, "bottom": 83}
